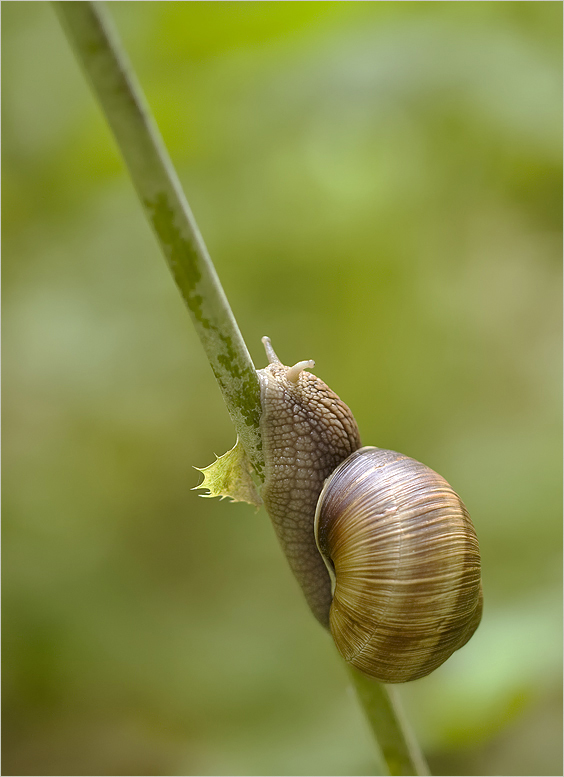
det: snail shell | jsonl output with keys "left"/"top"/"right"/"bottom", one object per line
{"left": 258, "top": 338, "right": 482, "bottom": 682}
{"left": 315, "top": 447, "right": 483, "bottom": 683}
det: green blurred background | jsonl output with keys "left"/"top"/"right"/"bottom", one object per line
{"left": 3, "top": 2, "right": 562, "bottom": 775}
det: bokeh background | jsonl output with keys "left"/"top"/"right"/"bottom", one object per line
{"left": 3, "top": 2, "right": 562, "bottom": 775}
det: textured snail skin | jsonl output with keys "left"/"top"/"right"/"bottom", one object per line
{"left": 315, "top": 447, "right": 483, "bottom": 683}
{"left": 257, "top": 344, "right": 361, "bottom": 627}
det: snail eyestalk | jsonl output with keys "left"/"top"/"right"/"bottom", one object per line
{"left": 287, "top": 360, "right": 316, "bottom": 384}
{"left": 261, "top": 336, "right": 280, "bottom": 364}
{"left": 261, "top": 336, "right": 315, "bottom": 382}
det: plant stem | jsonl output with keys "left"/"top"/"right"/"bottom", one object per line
{"left": 348, "top": 668, "right": 430, "bottom": 776}
{"left": 53, "top": 0, "right": 263, "bottom": 476}
{"left": 53, "top": 3, "right": 429, "bottom": 775}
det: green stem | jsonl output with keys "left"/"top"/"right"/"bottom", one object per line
{"left": 53, "top": 3, "right": 429, "bottom": 775}
{"left": 53, "top": 0, "right": 263, "bottom": 476}
{"left": 348, "top": 668, "right": 430, "bottom": 776}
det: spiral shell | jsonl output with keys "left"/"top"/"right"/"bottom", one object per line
{"left": 314, "top": 446, "right": 483, "bottom": 683}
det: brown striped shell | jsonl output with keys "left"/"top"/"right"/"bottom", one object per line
{"left": 314, "top": 447, "right": 483, "bottom": 683}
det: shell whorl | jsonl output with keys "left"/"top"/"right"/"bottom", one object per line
{"left": 315, "top": 447, "right": 483, "bottom": 682}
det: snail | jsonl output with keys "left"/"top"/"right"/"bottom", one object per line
{"left": 257, "top": 336, "right": 482, "bottom": 683}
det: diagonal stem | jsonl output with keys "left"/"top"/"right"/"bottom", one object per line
{"left": 349, "top": 667, "right": 430, "bottom": 776}
{"left": 53, "top": 2, "right": 429, "bottom": 774}
{"left": 53, "top": 0, "right": 263, "bottom": 476}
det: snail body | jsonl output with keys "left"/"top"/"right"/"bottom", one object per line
{"left": 257, "top": 338, "right": 361, "bottom": 627}
{"left": 258, "top": 337, "right": 482, "bottom": 683}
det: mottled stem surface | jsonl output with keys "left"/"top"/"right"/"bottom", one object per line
{"left": 53, "top": 0, "right": 263, "bottom": 475}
